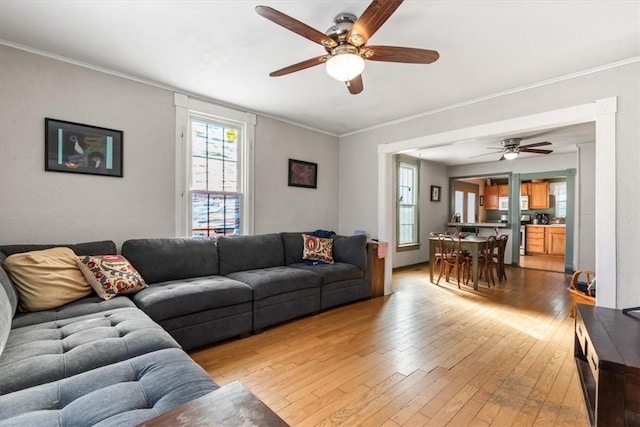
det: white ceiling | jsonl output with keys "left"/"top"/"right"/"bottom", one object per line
{"left": 0, "top": 1, "right": 638, "bottom": 158}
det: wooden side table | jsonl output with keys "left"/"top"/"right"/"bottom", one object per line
{"left": 368, "top": 241, "right": 385, "bottom": 297}
{"left": 574, "top": 305, "right": 640, "bottom": 426}
{"left": 138, "top": 381, "right": 289, "bottom": 427}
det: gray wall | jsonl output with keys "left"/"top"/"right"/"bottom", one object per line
{"left": 577, "top": 142, "right": 596, "bottom": 271}
{"left": 0, "top": 45, "right": 339, "bottom": 247}
{"left": 338, "top": 62, "right": 639, "bottom": 308}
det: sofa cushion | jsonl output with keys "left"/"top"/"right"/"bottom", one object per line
{"left": 0, "top": 240, "right": 117, "bottom": 258}
{"left": 218, "top": 233, "right": 284, "bottom": 275}
{"left": 77, "top": 255, "right": 148, "bottom": 300}
{"left": 121, "top": 238, "right": 219, "bottom": 284}
{"left": 289, "top": 262, "right": 364, "bottom": 285}
{"left": 132, "top": 276, "right": 253, "bottom": 322}
{"left": 302, "top": 234, "right": 334, "bottom": 264}
{"left": 333, "top": 234, "right": 367, "bottom": 271}
{"left": 11, "top": 295, "right": 136, "bottom": 329}
{"left": 0, "top": 348, "right": 218, "bottom": 427}
{"left": 281, "top": 231, "right": 310, "bottom": 265}
{"left": 227, "top": 266, "right": 321, "bottom": 300}
{"left": 0, "top": 307, "right": 180, "bottom": 394}
{"left": 3, "top": 247, "right": 93, "bottom": 312}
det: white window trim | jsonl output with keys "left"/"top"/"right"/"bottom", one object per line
{"left": 174, "top": 93, "right": 255, "bottom": 236}
{"left": 396, "top": 155, "right": 420, "bottom": 250}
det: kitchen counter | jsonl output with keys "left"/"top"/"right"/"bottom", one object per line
{"left": 447, "top": 222, "right": 510, "bottom": 228}
{"left": 525, "top": 224, "right": 566, "bottom": 227}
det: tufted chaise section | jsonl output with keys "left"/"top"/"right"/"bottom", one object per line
{"left": 0, "top": 348, "right": 219, "bottom": 427}
{"left": 0, "top": 307, "right": 180, "bottom": 394}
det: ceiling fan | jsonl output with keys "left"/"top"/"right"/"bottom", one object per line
{"left": 255, "top": 0, "right": 439, "bottom": 94}
{"left": 471, "top": 138, "right": 554, "bottom": 161}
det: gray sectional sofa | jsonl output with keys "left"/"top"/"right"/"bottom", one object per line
{"left": 0, "top": 232, "right": 372, "bottom": 425}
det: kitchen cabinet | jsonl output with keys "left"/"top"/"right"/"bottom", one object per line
{"left": 526, "top": 226, "right": 546, "bottom": 254}
{"left": 547, "top": 227, "right": 566, "bottom": 255}
{"left": 520, "top": 182, "right": 531, "bottom": 196}
{"left": 529, "top": 181, "right": 550, "bottom": 209}
{"left": 526, "top": 225, "right": 566, "bottom": 255}
{"left": 484, "top": 185, "right": 499, "bottom": 210}
{"left": 498, "top": 184, "right": 509, "bottom": 197}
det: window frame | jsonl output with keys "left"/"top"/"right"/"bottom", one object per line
{"left": 175, "top": 93, "right": 255, "bottom": 237}
{"left": 396, "top": 155, "right": 420, "bottom": 251}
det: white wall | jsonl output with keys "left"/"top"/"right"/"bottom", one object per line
{"left": 393, "top": 159, "right": 448, "bottom": 268}
{"left": 338, "top": 62, "right": 639, "bottom": 308}
{"left": 0, "top": 45, "right": 339, "bottom": 247}
{"left": 254, "top": 116, "right": 338, "bottom": 234}
{"left": 448, "top": 153, "right": 576, "bottom": 177}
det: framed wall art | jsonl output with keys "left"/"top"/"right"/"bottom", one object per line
{"left": 288, "top": 159, "right": 317, "bottom": 189}
{"left": 45, "top": 118, "right": 123, "bottom": 177}
{"left": 430, "top": 185, "right": 441, "bottom": 202}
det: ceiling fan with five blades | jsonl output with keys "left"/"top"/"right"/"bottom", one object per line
{"left": 470, "top": 138, "right": 554, "bottom": 161}
{"left": 255, "top": 0, "right": 440, "bottom": 94}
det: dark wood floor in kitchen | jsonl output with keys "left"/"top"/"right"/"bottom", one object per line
{"left": 190, "top": 264, "right": 589, "bottom": 426}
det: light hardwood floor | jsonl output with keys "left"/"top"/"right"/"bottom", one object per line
{"left": 519, "top": 255, "right": 565, "bottom": 273}
{"left": 190, "top": 264, "right": 589, "bottom": 426}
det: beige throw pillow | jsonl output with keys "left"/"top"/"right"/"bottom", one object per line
{"left": 3, "top": 247, "right": 92, "bottom": 312}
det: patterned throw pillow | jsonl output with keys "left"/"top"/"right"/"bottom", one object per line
{"left": 76, "top": 255, "right": 147, "bottom": 300}
{"left": 302, "top": 234, "right": 334, "bottom": 264}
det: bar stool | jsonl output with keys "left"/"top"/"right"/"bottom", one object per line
{"left": 477, "top": 235, "right": 496, "bottom": 287}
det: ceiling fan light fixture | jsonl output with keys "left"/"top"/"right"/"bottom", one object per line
{"left": 504, "top": 149, "right": 518, "bottom": 160}
{"left": 325, "top": 45, "right": 365, "bottom": 82}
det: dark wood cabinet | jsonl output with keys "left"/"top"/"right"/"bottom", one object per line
{"left": 574, "top": 305, "right": 640, "bottom": 426}
{"left": 368, "top": 242, "right": 385, "bottom": 298}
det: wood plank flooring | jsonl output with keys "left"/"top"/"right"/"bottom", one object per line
{"left": 190, "top": 264, "right": 589, "bottom": 426}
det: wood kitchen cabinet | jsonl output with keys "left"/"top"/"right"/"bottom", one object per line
{"left": 529, "top": 181, "right": 550, "bottom": 209}
{"left": 526, "top": 225, "right": 566, "bottom": 255}
{"left": 547, "top": 227, "right": 566, "bottom": 255}
{"left": 520, "top": 182, "right": 531, "bottom": 196}
{"left": 484, "top": 185, "right": 499, "bottom": 210}
{"left": 498, "top": 184, "right": 509, "bottom": 197}
{"left": 526, "top": 226, "right": 546, "bottom": 254}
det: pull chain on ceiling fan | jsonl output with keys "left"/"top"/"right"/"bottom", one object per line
{"left": 255, "top": 0, "right": 439, "bottom": 94}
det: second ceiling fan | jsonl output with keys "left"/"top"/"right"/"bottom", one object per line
{"left": 255, "top": 0, "right": 440, "bottom": 94}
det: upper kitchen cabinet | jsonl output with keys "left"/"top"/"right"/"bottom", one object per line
{"left": 529, "top": 181, "right": 550, "bottom": 209}
{"left": 499, "top": 185, "right": 509, "bottom": 197}
{"left": 521, "top": 182, "right": 531, "bottom": 197}
{"left": 484, "top": 185, "right": 500, "bottom": 210}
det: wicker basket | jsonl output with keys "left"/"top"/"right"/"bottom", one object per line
{"left": 568, "top": 270, "right": 596, "bottom": 317}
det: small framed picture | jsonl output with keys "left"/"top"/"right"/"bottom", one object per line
{"left": 430, "top": 185, "right": 441, "bottom": 202}
{"left": 480, "top": 195, "right": 484, "bottom": 206}
{"left": 45, "top": 118, "right": 123, "bottom": 177}
{"left": 288, "top": 159, "right": 317, "bottom": 189}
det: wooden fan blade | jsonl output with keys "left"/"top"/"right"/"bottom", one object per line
{"left": 519, "top": 148, "right": 553, "bottom": 154}
{"left": 346, "top": 75, "right": 364, "bottom": 94}
{"left": 269, "top": 55, "right": 328, "bottom": 77}
{"left": 519, "top": 141, "right": 551, "bottom": 149}
{"left": 363, "top": 45, "right": 439, "bottom": 63}
{"left": 347, "top": 0, "right": 404, "bottom": 47}
{"left": 256, "top": 6, "right": 337, "bottom": 48}
{"left": 498, "top": 155, "right": 506, "bottom": 161}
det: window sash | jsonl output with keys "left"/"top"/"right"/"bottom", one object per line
{"left": 397, "top": 158, "right": 419, "bottom": 248}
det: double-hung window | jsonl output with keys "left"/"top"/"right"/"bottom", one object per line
{"left": 396, "top": 156, "right": 420, "bottom": 249}
{"left": 175, "top": 94, "right": 254, "bottom": 238}
{"left": 190, "top": 117, "right": 241, "bottom": 237}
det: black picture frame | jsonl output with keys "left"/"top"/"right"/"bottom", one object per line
{"left": 288, "top": 159, "right": 317, "bottom": 189}
{"left": 45, "top": 118, "right": 123, "bottom": 177}
{"left": 430, "top": 185, "right": 441, "bottom": 202}
{"left": 480, "top": 195, "right": 484, "bottom": 206}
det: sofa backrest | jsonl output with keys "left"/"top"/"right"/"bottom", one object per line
{"left": 218, "top": 233, "right": 284, "bottom": 275}
{"left": 333, "top": 235, "right": 367, "bottom": 271}
{"left": 0, "top": 240, "right": 117, "bottom": 258}
{"left": 281, "top": 232, "right": 311, "bottom": 265}
{"left": 121, "top": 238, "right": 219, "bottom": 285}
